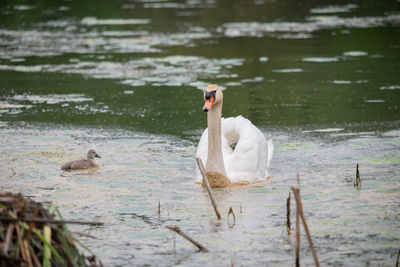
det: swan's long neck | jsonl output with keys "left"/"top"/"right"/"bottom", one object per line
{"left": 206, "top": 101, "right": 228, "bottom": 177}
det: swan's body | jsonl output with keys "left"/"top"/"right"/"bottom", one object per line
{"left": 196, "top": 115, "right": 273, "bottom": 183}
{"left": 61, "top": 149, "right": 101, "bottom": 171}
{"left": 195, "top": 84, "right": 273, "bottom": 187}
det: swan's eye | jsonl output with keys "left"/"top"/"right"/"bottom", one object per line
{"left": 205, "top": 90, "right": 216, "bottom": 101}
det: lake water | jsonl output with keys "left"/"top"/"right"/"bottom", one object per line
{"left": 0, "top": 0, "right": 399, "bottom": 266}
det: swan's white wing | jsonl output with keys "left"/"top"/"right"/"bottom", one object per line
{"left": 195, "top": 129, "right": 208, "bottom": 182}
{"left": 267, "top": 137, "right": 274, "bottom": 170}
{"left": 222, "top": 116, "right": 269, "bottom": 182}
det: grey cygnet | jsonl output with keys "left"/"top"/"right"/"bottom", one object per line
{"left": 61, "top": 149, "right": 101, "bottom": 171}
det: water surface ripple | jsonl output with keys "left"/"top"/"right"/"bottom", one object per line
{"left": 0, "top": 126, "right": 399, "bottom": 266}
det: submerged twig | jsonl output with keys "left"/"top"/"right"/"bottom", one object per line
{"left": 286, "top": 192, "right": 291, "bottom": 235}
{"left": 173, "top": 234, "right": 176, "bottom": 254}
{"left": 291, "top": 185, "right": 320, "bottom": 267}
{"left": 195, "top": 157, "right": 222, "bottom": 220}
{"left": 354, "top": 163, "right": 361, "bottom": 188}
{"left": 70, "top": 231, "right": 98, "bottom": 239}
{"left": 396, "top": 248, "right": 400, "bottom": 267}
{"left": 165, "top": 225, "right": 208, "bottom": 252}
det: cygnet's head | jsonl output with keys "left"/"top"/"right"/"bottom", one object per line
{"left": 203, "top": 84, "right": 223, "bottom": 112}
{"left": 87, "top": 149, "right": 101, "bottom": 160}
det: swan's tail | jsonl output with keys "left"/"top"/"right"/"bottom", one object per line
{"left": 267, "top": 137, "right": 274, "bottom": 171}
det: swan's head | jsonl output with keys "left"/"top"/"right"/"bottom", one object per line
{"left": 203, "top": 84, "right": 223, "bottom": 112}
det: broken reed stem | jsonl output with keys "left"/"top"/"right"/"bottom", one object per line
{"left": 295, "top": 192, "right": 300, "bottom": 267}
{"left": 23, "top": 240, "right": 34, "bottom": 267}
{"left": 158, "top": 201, "right": 161, "bottom": 216}
{"left": 0, "top": 216, "right": 103, "bottom": 226}
{"left": 165, "top": 225, "right": 208, "bottom": 252}
{"left": 30, "top": 245, "right": 41, "bottom": 267}
{"left": 3, "top": 224, "right": 14, "bottom": 255}
{"left": 286, "top": 192, "right": 291, "bottom": 235}
{"left": 16, "top": 223, "right": 27, "bottom": 261}
{"left": 228, "top": 207, "right": 236, "bottom": 228}
{"left": 295, "top": 174, "right": 300, "bottom": 267}
{"left": 396, "top": 248, "right": 400, "bottom": 267}
{"left": 291, "top": 186, "right": 320, "bottom": 267}
{"left": 354, "top": 163, "right": 361, "bottom": 188}
{"left": 195, "top": 157, "right": 222, "bottom": 220}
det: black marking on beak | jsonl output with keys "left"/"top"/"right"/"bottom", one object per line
{"left": 95, "top": 153, "right": 101, "bottom": 158}
{"left": 204, "top": 90, "right": 216, "bottom": 101}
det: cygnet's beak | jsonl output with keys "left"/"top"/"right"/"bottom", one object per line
{"left": 203, "top": 95, "right": 214, "bottom": 112}
{"left": 95, "top": 153, "right": 101, "bottom": 159}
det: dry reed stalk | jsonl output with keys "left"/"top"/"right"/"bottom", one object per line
{"left": 29, "top": 245, "right": 42, "bottom": 267}
{"left": 286, "top": 192, "right": 291, "bottom": 235}
{"left": 295, "top": 193, "right": 300, "bottom": 267}
{"left": 291, "top": 186, "right": 320, "bottom": 267}
{"left": 195, "top": 157, "right": 222, "bottom": 220}
{"left": 23, "top": 240, "right": 34, "bottom": 267}
{"left": 0, "top": 192, "right": 103, "bottom": 266}
{"left": 165, "top": 225, "right": 208, "bottom": 252}
{"left": 16, "top": 223, "right": 27, "bottom": 261}
{"left": 3, "top": 224, "right": 14, "bottom": 255}
{"left": 396, "top": 248, "right": 400, "bottom": 267}
{"left": 295, "top": 174, "right": 300, "bottom": 267}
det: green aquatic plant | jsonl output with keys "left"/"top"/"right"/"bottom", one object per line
{"left": 354, "top": 163, "right": 361, "bottom": 188}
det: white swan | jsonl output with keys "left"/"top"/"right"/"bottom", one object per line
{"left": 195, "top": 84, "right": 274, "bottom": 188}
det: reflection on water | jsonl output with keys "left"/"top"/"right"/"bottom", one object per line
{"left": 302, "top": 57, "right": 339, "bottom": 62}
{"left": 310, "top": 4, "right": 358, "bottom": 14}
{"left": 0, "top": 0, "right": 400, "bottom": 265}
{"left": 223, "top": 14, "right": 400, "bottom": 38}
{"left": 0, "top": 56, "right": 243, "bottom": 89}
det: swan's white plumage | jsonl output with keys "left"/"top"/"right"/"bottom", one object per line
{"left": 196, "top": 115, "right": 272, "bottom": 183}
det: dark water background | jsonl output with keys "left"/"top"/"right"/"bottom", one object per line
{"left": 0, "top": 0, "right": 399, "bottom": 266}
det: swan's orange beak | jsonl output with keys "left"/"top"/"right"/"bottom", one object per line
{"left": 203, "top": 95, "right": 214, "bottom": 112}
